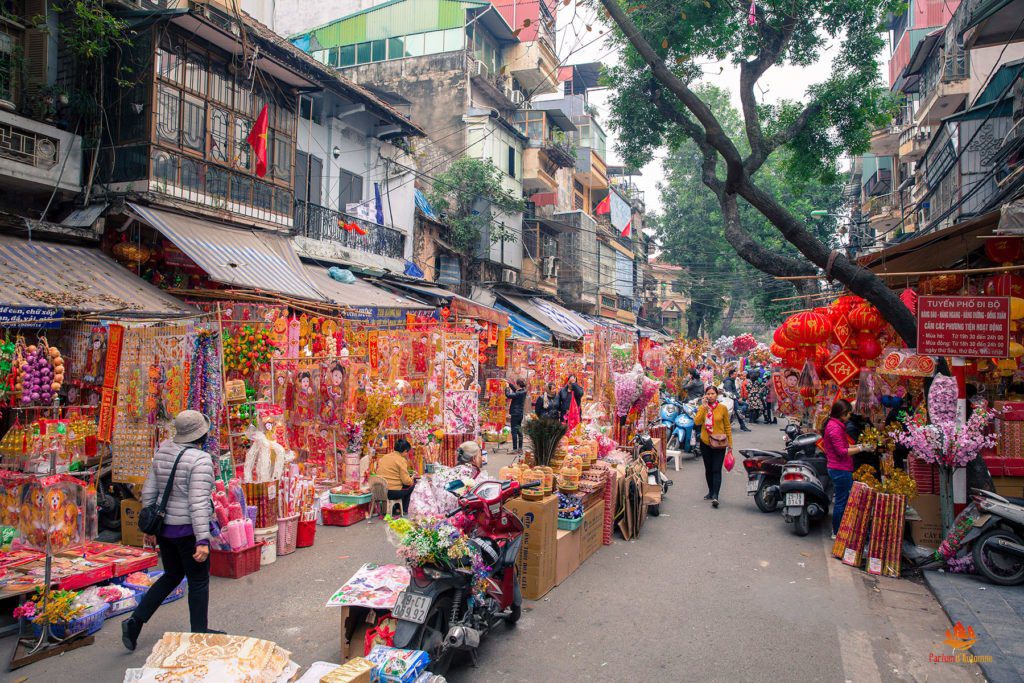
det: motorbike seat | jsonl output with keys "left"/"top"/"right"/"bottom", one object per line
{"left": 1002, "top": 495, "right": 1024, "bottom": 507}
{"left": 741, "top": 449, "right": 787, "bottom": 459}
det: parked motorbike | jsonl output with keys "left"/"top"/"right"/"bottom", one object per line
{"left": 741, "top": 422, "right": 820, "bottom": 513}
{"left": 391, "top": 479, "right": 539, "bottom": 673}
{"left": 659, "top": 394, "right": 695, "bottom": 454}
{"left": 775, "top": 448, "right": 832, "bottom": 536}
{"left": 635, "top": 431, "right": 671, "bottom": 516}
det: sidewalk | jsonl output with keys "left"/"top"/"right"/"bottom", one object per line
{"left": 924, "top": 570, "right": 1024, "bottom": 683}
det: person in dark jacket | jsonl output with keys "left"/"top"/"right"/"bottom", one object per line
{"left": 505, "top": 379, "right": 527, "bottom": 452}
{"left": 123, "top": 410, "right": 220, "bottom": 651}
{"left": 557, "top": 374, "right": 584, "bottom": 421}
{"left": 683, "top": 368, "right": 704, "bottom": 401}
{"left": 723, "top": 369, "right": 751, "bottom": 432}
{"left": 535, "top": 383, "right": 561, "bottom": 420}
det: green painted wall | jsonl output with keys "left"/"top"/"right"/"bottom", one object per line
{"left": 309, "top": 0, "right": 473, "bottom": 48}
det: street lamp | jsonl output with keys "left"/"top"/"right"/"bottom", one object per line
{"left": 809, "top": 210, "right": 831, "bottom": 217}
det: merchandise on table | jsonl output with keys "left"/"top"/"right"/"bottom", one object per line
{"left": 366, "top": 645, "right": 430, "bottom": 683}
{"left": 123, "top": 631, "right": 299, "bottom": 682}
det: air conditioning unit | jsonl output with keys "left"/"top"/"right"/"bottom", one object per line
{"left": 510, "top": 89, "right": 525, "bottom": 105}
{"left": 501, "top": 268, "right": 519, "bottom": 284}
{"left": 502, "top": 83, "right": 516, "bottom": 102}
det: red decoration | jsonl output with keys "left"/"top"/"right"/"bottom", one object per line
{"left": 769, "top": 342, "right": 787, "bottom": 359}
{"left": 246, "top": 104, "right": 269, "bottom": 178}
{"left": 773, "top": 326, "right": 795, "bottom": 348}
{"left": 784, "top": 349, "right": 802, "bottom": 369}
{"left": 855, "top": 332, "right": 882, "bottom": 361}
{"left": 440, "top": 307, "right": 451, "bottom": 319}
{"left": 983, "top": 272, "right": 1024, "bottom": 297}
{"left": 783, "top": 311, "right": 831, "bottom": 346}
{"left": 899, "top": 287, "right": 918, "bottom": 314}
{"left": 824, "top": 351, "right": 859, "bottom": 386}
{"left": 847, "top": 302, "right": 885, "bottom": 333}
{"left": 985, "top": 237, "right": 1023, "bottom": 265}
{"left": 830, "top": 295, "right": 863, "bottom": 320}
{"left": 919, "top": 273, "right": 964, "bottom": 295}
{"left": 831, "top": 314, "right": 852, "bottom": 348}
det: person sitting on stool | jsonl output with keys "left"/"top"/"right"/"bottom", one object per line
{"left": 378, "top": 438, "right": 416, "bottom": 513}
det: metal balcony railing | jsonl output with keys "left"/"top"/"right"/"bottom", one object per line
{"left": 293, "top": 200, "right": 406, "bottom": 260}
{"left": 0, "top": 120, "right": 60, "bottom": 168}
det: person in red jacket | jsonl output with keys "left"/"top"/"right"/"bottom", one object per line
{"left": 821, "top": 400, "right": 869, "bottom": 539}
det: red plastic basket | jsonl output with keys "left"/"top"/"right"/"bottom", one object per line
{"left": 295, "top": 520, "right": 317, "bottom": 547}
{"left": 277, "top": 514, "right": 299, "bottom": 556}
{"left": 210, "top": 543, "right": 263, "bottom": 579}
{"left": 322, "top": 503, "right": 368, "bottom": 526}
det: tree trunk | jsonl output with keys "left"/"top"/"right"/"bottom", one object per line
{"left": 686, "top": 309, "right": 702, "bottom": 338}
{"left": 718, "top": 287, "right": 741, "bottom": 336}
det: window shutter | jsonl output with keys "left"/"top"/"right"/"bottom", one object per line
{"left": 22, "top": 0, "right": 48, "bottom": 95}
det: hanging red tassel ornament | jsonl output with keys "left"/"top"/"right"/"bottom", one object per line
{"left": 899, "top": 287, "right": 918, "bottom": 314}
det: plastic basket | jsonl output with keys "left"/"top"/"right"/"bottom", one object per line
{"left": 105, "top": 594, "right": 138, "bottom": 618}
{"left": 33, "top": 603, "right": 110, "bottom": 639}
{"left": 277, "top": 514, "right": 299, "bottom": 556}
{"left": 295, "top": 519, "right": 317, "bottom": 547}
{"left": 123, "top": 570, "right": 186, "bottom": 605}
{"left": 329, "top": 492, "right": 372, "bottom": 505}
{"left": 557, "top": 517, "right": 583, "bottom": 531}
{"left": 210, "top": 543, "right": 263, "bottom": 579}
{"left": 322, "top": 503, "right": 368, "bottom": 527}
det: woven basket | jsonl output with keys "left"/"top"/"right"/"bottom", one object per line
{"left": 277, "top": 514, "right": 299, "bottom": 556}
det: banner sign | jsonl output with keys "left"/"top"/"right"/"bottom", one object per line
{"left": 917, "top": 296, "right": 1010, "bottom": 358}
{"left": 0, "top": 305, "right": 61, "bottom": 328}
{"left": 878, "top": 348, "right": 937, "bottom": 377}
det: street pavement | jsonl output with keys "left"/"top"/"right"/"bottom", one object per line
{"left": 1, "top": 422, "right": 984, "bottom": 682}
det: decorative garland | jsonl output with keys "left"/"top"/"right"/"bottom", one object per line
{"left": 222, "top": 325, "right": 277, "bottom": 374}
{"left": 189, "top": 329, "right": 223, "bottom": 456}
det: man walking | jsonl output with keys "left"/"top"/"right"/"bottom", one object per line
{"left": 724, "top": 368, "right": 751, "bottom": 432}
{"left": 505, "top": 379, "right": 527, "bottom": 453}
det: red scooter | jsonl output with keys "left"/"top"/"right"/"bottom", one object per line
{"left": 391, "top": 479, "right": 539, "bottom": 674}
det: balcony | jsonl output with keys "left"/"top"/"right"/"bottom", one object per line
{"left": 469, "top": 59, "right": 524, "bottom": 109}
{"left": 862, "top": 192, "right": 902, "bottom": 233}
{"left": 869, "top": 125, "right": 903, "bottom": 157}
{"left": 505, "top": 29, "right": 559, "bottom": 95}
{"left": 898, "top": 125, "right": 932, "bottom": 162}
{"left": 293, "top": 200, "right": 406, "bottom": 261}
{"left": 575, "top": 148, "right": 608, "bottom": 189}
{"left": 917, "top": 50, "right": 970, "bottom": 124}
{"left": 0, "top": 110, "right": 83, "bottom": 193}
{"left": 863, "top": 168, "right": 892, "bottom": 197}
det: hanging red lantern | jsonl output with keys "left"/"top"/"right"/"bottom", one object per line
{"left": 847, "top": 302, "right": 885, "bottom": 333}
{"left": 783, "top": 311, "right": 831, "bottom": 346}
{"left": 773, "top": 326, "right": 795, "bottom": 349}
{"left": 919, "top": 273, "right": 964, "bottom": 295}
{"left": 983, "top": 272, "right": 1024, "bottom": 297}
{"left": 829, "top": 295, "right": 862, "bottom": 320}
{"left": 899, "top": 287, "right": 918, "bottom": 314}
{"left": 769, "top": 342, "right": 787, "bottom": 359}
{"left": 855, "top": 332, "right": 882, "bottom": 361}
{"left": 985, "top": 237, "right": 1023, "bottom": 265}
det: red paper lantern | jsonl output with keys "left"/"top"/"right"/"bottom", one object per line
{"left": 919, "top": 273, "right": 964, "bottom": 295}
{"left": 769, "top": 342, "right": 787, "bottom": 359}
{"left": 773, "top": 326, "right": 795, "bottom": 348}
{"left": 855, "top": 332, "right": 882, "bottom": 361}
{"left": 985, "top": 237, "right": 1023, "bottom": 265}
{"left": 783, "top": 311, "right": 831, "bottom": 346}
{"left": 830, "top": 295, "right": 862, "bottom": 319}
{"left": 983, "top": 273, "right": 1024, "bottom": 298}
{"left": 847, "top": 302, "right": 885, "bottom": 333}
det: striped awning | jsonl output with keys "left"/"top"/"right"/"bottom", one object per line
{"left": 0, "top": 235, "right": 194, "bottom": 317}
{"left": 494, "top": 303, "right": 552, "bottom": 342}
{"left": 128, "top": 203, "right": 325, "bottom": 302}
{"left": 498, "top": 294, "right": 592, "bottom": 341}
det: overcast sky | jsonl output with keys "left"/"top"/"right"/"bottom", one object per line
{"left": 556, "top": 5, "right": 842, "bottom": 218}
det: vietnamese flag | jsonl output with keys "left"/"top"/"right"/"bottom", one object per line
{"left": 620, "top": 219, "right": 631, "bottom": 238}
{"left": 247, "top": 104, "right": 269, "bottom": 177}
{"left": 595, "top": 194, "right": 611, "bottom": 215}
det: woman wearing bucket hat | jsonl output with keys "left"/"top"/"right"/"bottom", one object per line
{"left": 122, "top": 410, "right": 220, "bottom": 650}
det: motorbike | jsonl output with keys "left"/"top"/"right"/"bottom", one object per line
{"left": 968, "top": 489, "right": 1024, "bottom": 585}
{"left": 635, "top": 431, "right": 671, "bottom": 516}
{"left": 775, "top": 447, "right": 832, "bottom": 536}
{"left": 659, "top": 394, "right": 695, "bottom": 454}
{"left": 740, "top": 422, "right": 820, "bottom": 513}
{"left": 391, "top": 479, "right": 539, "bottom": 673}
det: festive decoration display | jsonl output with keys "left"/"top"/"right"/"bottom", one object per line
{"left": 222, "top": 326, "right": 277, "bottom": 374}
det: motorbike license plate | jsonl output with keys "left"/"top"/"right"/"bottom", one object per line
{"left": 785, "top": 493, "right": 804, "bottom": 507}
{"left": 392, "top": 591, "right": 431, "bottom": 625}
{"left": 746, "top": 478, "right": 759, "bottom": 494}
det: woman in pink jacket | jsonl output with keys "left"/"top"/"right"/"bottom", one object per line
{"left": 821, "top": 400, "right": 868, "bottom": 539}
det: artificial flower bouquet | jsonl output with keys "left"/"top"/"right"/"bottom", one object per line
{"left": 13, "top": 587, "right": 85, "bottom": 627}
{"left": 385, "top": 515, "right": 473, "bottom": 569}
{"left": 891, "top": 407, "right": 998, "bottom": 468}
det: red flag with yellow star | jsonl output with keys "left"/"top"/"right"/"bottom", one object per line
{"left": 247, "top": 104, "right": 269, "bottom": 177}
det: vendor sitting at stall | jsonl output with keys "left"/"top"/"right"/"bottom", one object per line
{"left": 377, "top": 438, "right": 416, "bottom": 512}
{"left": 409, "top": 441, "right": 488, "bottom": 517}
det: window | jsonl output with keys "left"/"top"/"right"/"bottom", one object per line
{"left": 270, "top": 132, "right": 292, "bottom": 182}
{"left": 234, "top": 116, "right": 251, "bottom": 171}
{"left": 181, "top": 95, "right": 206, "bottom": 152}
{"left": 405, "top": 33, "right": 424, "bottom": 57}
{"left": 356, "top": 42, "right": 372, "bottom": 64}
{"left": 340, "top": 45, "right": 356, "bottom": 66}
{"left": 153, "top": 151, "right": 176, "bottom": 184}
{"left": 327, "top": 47, "right": 340, "bottom": 67}
{"left": 507, "top": 145, "right": 516, "bottom": 178}
{"left": 157, "top": 42, "right": 184, "bottom": 84}
{"left": 339, "top": 169, "right": 363, "bottom": 210}
{"left": 231, "top": 174, "right": 253, "bottom": 205}
{"left": 424, "top": 30, "right": 444, "bottom": 55}
{"left": 387, "top": 37, "right": 404, "bottom": 60}
{"left": 299, "top": 95, "right": 322, "bottom": 122}
{"left": 443, "top": 28, "right": 464, "bottom": 51}
{"left": 371, "top": 39, "right": 386, "bottom": 62}
{"left": 0, "top": 33, "right": 15, "bottom": 104}
{"left": 184, "top": 53, "right": 207, "bottom": 94}
{"left": 179, "top": 157, "right": 200, "bottom": 193}
{"left": 208, "top": 167, "right": 228, "bottom": 200}
{"left": 156, "top": 85, "right": 180, "bottom": 145}
{"left": 209, "top": 61, "right": 231, "bottom": 106}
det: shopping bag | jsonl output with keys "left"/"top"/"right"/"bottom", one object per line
{"left": 723, "top": 449, "right": 735, "bottom": 472}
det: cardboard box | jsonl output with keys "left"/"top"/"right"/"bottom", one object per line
{"left": 909, "top": 494, "right": 942, "bottom": 549}
{"left": 320, "top": 656, "right": 374, "bottom": 683}
{"left": 555, "top": 528, "right": 581, "bottom": 585}
{"left": 120, "top": 498, "right": 143, "bottom": 548}
{"left": 579, "top": 501, "right": 604, "bottom": 564}
{"left": 507, "top": 495, "right": 557, "bottom": 600}
{"left": 339, "top": 605, "right": 375, "bottom": 661}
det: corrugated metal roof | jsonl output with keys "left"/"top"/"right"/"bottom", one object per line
{"left": 295, "top": 0, "right": 486, "bottom": 47}
{"left": 0, "top": 235, "right": 194, "bottom": 317}
{"left": 302, "top": 265, "right": 432, "bottom": 310}
{"left": 128, "top": 203, "right": 327, "bottom": 302}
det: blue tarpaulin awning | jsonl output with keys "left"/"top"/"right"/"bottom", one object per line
{"left": 494, "top": 303, "right": 551, "bottom": 342}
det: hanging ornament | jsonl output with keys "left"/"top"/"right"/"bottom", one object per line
{"left": 747, "top": 0, "right": 757, "bottom": 26}
{"left": 984, "top": 236, "right": 1023, "bottom": 265}
{"left": 983, "top": 272, "right": 1024, "bottom": 298}
{"left": 899, "top": 287, "right": 918, "bottom": 314}
{"left": 854, "top": 332, "right": 882, "bottom": 362}
{"left": 847, "top": 302, "right": 885, "bottom": 334}
{"left": 919, "top": 273, "right": 964, "bottom": 295}
{"left": 773, "top": 326, "right": 795, "bottom": 349}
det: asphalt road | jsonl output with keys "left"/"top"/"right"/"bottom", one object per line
{"left": 1, "top": 422, "right": 981, "bottom": 682}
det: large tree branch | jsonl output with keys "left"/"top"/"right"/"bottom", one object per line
{"left": 598, "top": 0, "right": 744, "bottom": 175}
{"left": 739, "top": 15, "right": 797, "bottom": 171}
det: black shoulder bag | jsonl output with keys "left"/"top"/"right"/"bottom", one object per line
{"left": 138, "top": 447, "right": 189, "bottom": 536}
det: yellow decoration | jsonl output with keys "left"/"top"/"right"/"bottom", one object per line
{"left": 1012, "top": 297, "right": 1024, "bottom": 320}
{"left": 1010, "top": 342, "right": 1024, "bottom": 359}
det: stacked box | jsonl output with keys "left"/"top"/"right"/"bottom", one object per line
{"left": 866, "top": 492, "right": 906, "bottom": 577}
{"left": 908, "top": 458, "right": 939, "bottom": 494}
{"left": 833, "top": 482, "right": 876, "bottom": 567}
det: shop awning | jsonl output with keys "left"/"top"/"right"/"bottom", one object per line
{"left": 302, "top": 265, "right": 432, "bottom": 313}
{"left": 497, "top": 294, "right": 593, "bottom": 341}
{"left": 128, "top": 203, "right": 325, "bottom": 302}
{"left": 494, "top": 303, "right": 552, "bottom": 342}
{"left": 377, "top": 279, "right": 508, "bottom": 326}
{"left": 963, "top": 0, "right": 1024, "bottom": 48}
{"left": 637, "top": 326, "right": 672, "bottom": 342}
{"left": 857, "top": 209, "right": 1000, "bottom": 276}
{"left": 0, "top": 235, "right": 194, "bottom": 318}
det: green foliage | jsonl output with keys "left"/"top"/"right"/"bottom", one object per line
{"left": 655, "top": 86, "right": 843, "bottom": 333}
{"left": 603, "top": 0, "right": 902, "bottom": 183}
{"left": 52, "top": 0, "right": 131, "bottom": 61}
{"left": 427, "top": 156, "right": 527, "bottom": 255}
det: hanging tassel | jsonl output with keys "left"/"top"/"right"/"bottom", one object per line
{"left": 748, "top": 0, "right": 757, "bottom": 26}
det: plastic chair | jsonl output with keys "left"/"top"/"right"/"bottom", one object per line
{"left": 368, "top": 476, "right": 403, "bottom": 522}
{"left": 666, "top": 449, "right": 683, "bottom": 471}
